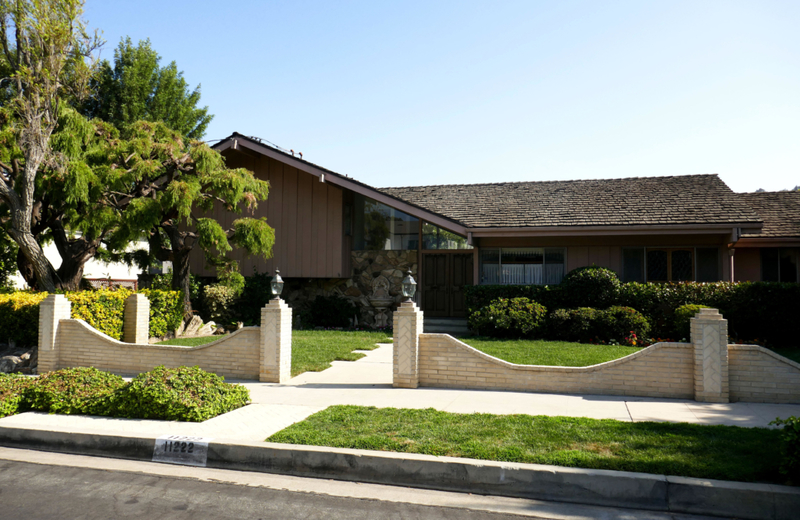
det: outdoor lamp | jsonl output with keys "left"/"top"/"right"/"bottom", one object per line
{"left": 271, "top": 269, "right": 284, "bottom": 299}
{"left": 401, "top": 270, "right": 417, "bottom": 302}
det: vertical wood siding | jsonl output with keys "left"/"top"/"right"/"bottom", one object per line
{"left": 189, "top": 151, "right": 344, "bottom": 278}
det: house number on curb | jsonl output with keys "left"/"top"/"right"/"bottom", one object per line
{"left": 152, "top": 435, "right": 213, "bottom": 467}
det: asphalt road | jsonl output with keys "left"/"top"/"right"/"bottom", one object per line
{"left": 0, "top": 448, "right": 720, "bottom": 520}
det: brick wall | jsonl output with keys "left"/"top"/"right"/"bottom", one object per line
{"left": 728, "top": 345, "right": 800, "bottom": 403}
{"left": 418, "top": 334, "right": 695, "bottom": 399}
{"left": 53, "top": 320, "right": 261, "bottom": 380}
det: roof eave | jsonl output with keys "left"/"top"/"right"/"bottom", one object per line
{"left": 467, "top": 223, "right": 760, "bottom": 238}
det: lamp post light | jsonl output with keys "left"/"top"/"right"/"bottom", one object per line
{"left": 401, "top": 270, "right": 417, "bottom": 302}
{"left": 271, "top": 269, "right": 284, "bottom": 300}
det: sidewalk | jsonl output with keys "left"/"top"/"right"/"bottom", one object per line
{"left": 1, "top": 342, "right": 799, "bottom": 443}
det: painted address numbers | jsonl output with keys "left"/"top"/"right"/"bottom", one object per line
{"left": 152, "top": 435, "right": 213, "bottom": 467}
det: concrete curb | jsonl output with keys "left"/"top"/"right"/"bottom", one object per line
{"left": 0, "top": 425, "right": 797, "bottom": 520}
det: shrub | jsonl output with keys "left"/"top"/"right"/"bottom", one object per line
{"left": 202, "top": 284, "right": 238, "bottom": 326}
{"left": 300, "top": 294, "right": 357, "bottom": 328}
{"left": 0, "top": 373, "right": 35, "bottom": 418}
{"left": 558, "top": 266, "right": 620, "bottom": 309}
{"left": 547, "top": 307, "right": 601, "bottom": 343}
{"left": 113, "top": 365, "right": 251, "bottom": 422}
{"left": 673, "top": 304, "right": 711, "bottom": 341}
{"left": 0, "top": 291, "right": 48, "bottom": 346}
{"left": 465, "top": 284, "right": 558, "bottom": 317}
{"left": 140, "top": 289, "right": 183, "bottom": 338}
{"left": 67, "top": 288, "right": 132, "bottom": 339}
{"left": 233, "top": 271, "right": 274, "bottom": 325}
{"left": 770, "top": 416, "right": 800, "bottom": 482}
{"left": 598, "top": 306, "right": 650, "bottom": 345}
{"left": 469, "top": 298, "right": 547, "bottom": 338}
{"left": 23, "top": 367, "right": 126, "bottom": 416}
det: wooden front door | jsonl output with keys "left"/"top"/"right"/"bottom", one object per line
{"left": 421, "top": 252, "right": 474, "bottom": 317}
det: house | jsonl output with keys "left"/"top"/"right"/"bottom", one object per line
{"left": 732, "top": 191, "right": 800, "bottom": 283}
{"left": 194, "top": 133, "right": 795, "bottom": 325}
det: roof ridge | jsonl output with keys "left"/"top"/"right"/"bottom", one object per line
{"left": 380, "top": 174, "right": 722, "bottom": 191}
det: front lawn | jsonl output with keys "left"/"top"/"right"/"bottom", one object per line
{"left": 267, "top": 405, "right": 785, "bottom": 484}
{"left": 461, "top": 337, "right": 640, "bottom": 367}
{"left": 156, "top": 330, "right": 392, "bottom": 377}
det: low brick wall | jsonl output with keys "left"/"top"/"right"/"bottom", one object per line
{"left": 728, "top": 345, "right": 800, "bottom": 404}
{"left": 418, "top": 334, "right": 695, "bottom": 399}
{"left": 40, "top": 319, "right": 261, "bottom": 380}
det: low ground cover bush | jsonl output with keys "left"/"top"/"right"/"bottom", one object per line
{"left": 299, "top": 295, "right": 358, "bottom": 329}
{"left": 24, "top": 367, "right": 126, "bottom": 416}
{"left": 0, "top": 366, "right": 249, "bottom": 422}
{"left": 771, "top": 416, "right": 800, "bottom": 483}
{"left": 113, "top": 365, "right": 251, "bottom": 422}
{"left": 0, "top": 373, "right": 35, "bottom": 418}
{"left": 468, "top": 297, "right": 547, "bottom": 338}
{"left": 268, "top": 405, "right": 785, "bottom": 484}
{"left": 0, "top": 288, "right": 183, "bottom": 347}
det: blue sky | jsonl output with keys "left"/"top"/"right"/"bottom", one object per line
{"left": 85, "top": 1, "right": 799, "bottom": 192}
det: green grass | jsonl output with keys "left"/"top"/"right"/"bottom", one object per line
{"left": 268, "top": 405, "right": 785, "bottom": 484}
{"left": 771, "top": 348, "right": 800, "bottom": 364}
{"left": 461, "top": 337, "right": 640, "bottom": 367}
{"left": 291, "top": 330, "right": 391, "bottom": 376}
{"left": 156, "top": 330, "right": 392, "bottom": 377}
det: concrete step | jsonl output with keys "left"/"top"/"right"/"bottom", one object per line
{"left": 423, "top": 318, "right": 471, "bottom": 336}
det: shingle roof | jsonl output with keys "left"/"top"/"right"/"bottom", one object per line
{"left": 738, "top": 191, "right": 800, "bottom": 238}
{"left": 380, "top": 175, "right": 762, "bottom": 229}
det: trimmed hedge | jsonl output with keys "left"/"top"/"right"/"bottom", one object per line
{"left": 468, "top": 297, "right": 547, "bottom": 338}
{"left": 546, "top": 306, "right": 650, "bottom": 345}
{"left": 673, "top": 304, "right": 711, "bottom": 341}
{"left": 558, "top": 266, "right": 620, "bottom": 309}
{"left": 0, "top": 288, "right": 184, "bottom": 347}
{"left": 1, "top": 366, "right": 250, "bottom": 422}
{"left": 466, "top": 280, "right": 800, "bottom": 346}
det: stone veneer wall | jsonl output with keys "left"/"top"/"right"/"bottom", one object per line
{"left": 46, "top": 320, "right": 261, "bottom": 380}
{"left": 417, "top": 334, "right": 695, "bottom": 398}
{"left": 283, "top": 250, "right": 417, "bottom": 328}
{"left": 728, "top": 345, "right": 800, "bottom": 403}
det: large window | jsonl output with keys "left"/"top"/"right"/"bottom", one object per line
{"left": 480, "top": 248, "right": 565, "bottom": 285}
{"left": 622, "top": 247, "right": 719, "bottom": 282}
{"left": 422, "top": 222, "right": 472, "bottom": 250}
{"left": 353, "top": 194, "right": 419, "bottom": 250}
{"left": 761, "top": 248, "right": 799, "bottom": 282}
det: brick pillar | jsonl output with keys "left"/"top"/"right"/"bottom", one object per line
{"left": 260, "top": 298, "right": 292, "bottom": 383}
{"left": 691, "top": 308, "right": 730, "bottom": 403}
{"left": 393, "top": 301, "right": 423, "bottom": 388}
{"left": 38, "top": 294, "right": 71, "bottom": 373}
{"left": 123, "top": 293, "right": 150, "bottom": 344}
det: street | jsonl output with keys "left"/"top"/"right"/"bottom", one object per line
{"left": 0, "top": 447, "right": 719, "bottom": 520}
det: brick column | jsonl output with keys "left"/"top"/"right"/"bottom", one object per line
{"left": 691, "top": 308, "right": 730, "bottom": 403}
{"left": 393, "top": 301, "right": 423, "bottom": 388}
{"left": 260, "top": 298, "right": 292, "bottom": 383}
{"left": 123, "top": 293, "right": 150, "bottom": 344}
{"left": 38, "top": 294, "right": 71, "bottom": 373}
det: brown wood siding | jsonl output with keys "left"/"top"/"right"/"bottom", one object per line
{"left": 189, "top": 150, "right": 344, "bottom": 278}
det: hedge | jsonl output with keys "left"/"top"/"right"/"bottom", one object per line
{"left": 0, "top": 288, "right": 183, "bottom": 347}
{"left": 465, "top": 281, "right": 800, "bottom": 346}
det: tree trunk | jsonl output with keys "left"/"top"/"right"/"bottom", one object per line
{"left": 9, "top": 228, "right": 57, "bottom": 292}
{"left": 16, "top": 247, "right": 37, "bottom": 289}
{"left": 51, "top": 223, "right": 101, "bottom": 291}
{"left": 164, "top": 225, "right": 194, "bottom": 320}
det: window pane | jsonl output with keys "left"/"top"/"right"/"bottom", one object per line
{"left": 544, "top": 248, "right": 565, "bottom": 284}
{"left": 647, "top": 250, "right": 668, "bottom": 281}
{"left": 672, "top": 250, "right": 693, "bottom": 281}
{"left": 354, "top": 194, "right": 419, "bottom": 250}
{"left": 696, "top": 248, "right": 719, "bottom": 282}
{"left": 779, "top": 249, "right": 798, "bottom": 282}
{"left": 422, "top": 222, "right": 471, "bottom": 250}
{"left": 761, "top": 248, "right": 780, "bottom": 282}
{"left": 480, "top": 249, "right": 500, "bottom": 284}
{"left": 622, "top": 248, "right": 644, "bottom": 282}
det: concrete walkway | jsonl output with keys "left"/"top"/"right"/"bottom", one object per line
{"left": 2, "top": 343, "right": 800, "bottom": 444}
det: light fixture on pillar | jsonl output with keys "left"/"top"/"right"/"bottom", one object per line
{"left": 401, "top": 270, "right": 417, "bottom": 302}
{"left": 271, "top": 269, "right": 284, "bottom": 299}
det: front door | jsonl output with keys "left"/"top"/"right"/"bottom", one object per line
{"left": 421, "top": 252, "right": 474, "bottom": 317}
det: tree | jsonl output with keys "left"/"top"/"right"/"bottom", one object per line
{"left": 81, "top": 37, "right": 212, "bottom": 139}
{"left": 96, "top": 121, "right": 274, "bottom": 316}
{"left": 0, "top": 0, "right": 99, "bottom": 292}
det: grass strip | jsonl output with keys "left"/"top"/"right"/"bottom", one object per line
{"left": 268, "top": 405, "right": 784, "bottom": 484}
{"left": 157, "top": 330, "right": 392, "bottom": 376}
{"left": 461, "top": 337, "right": 640, "bottom": 367}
